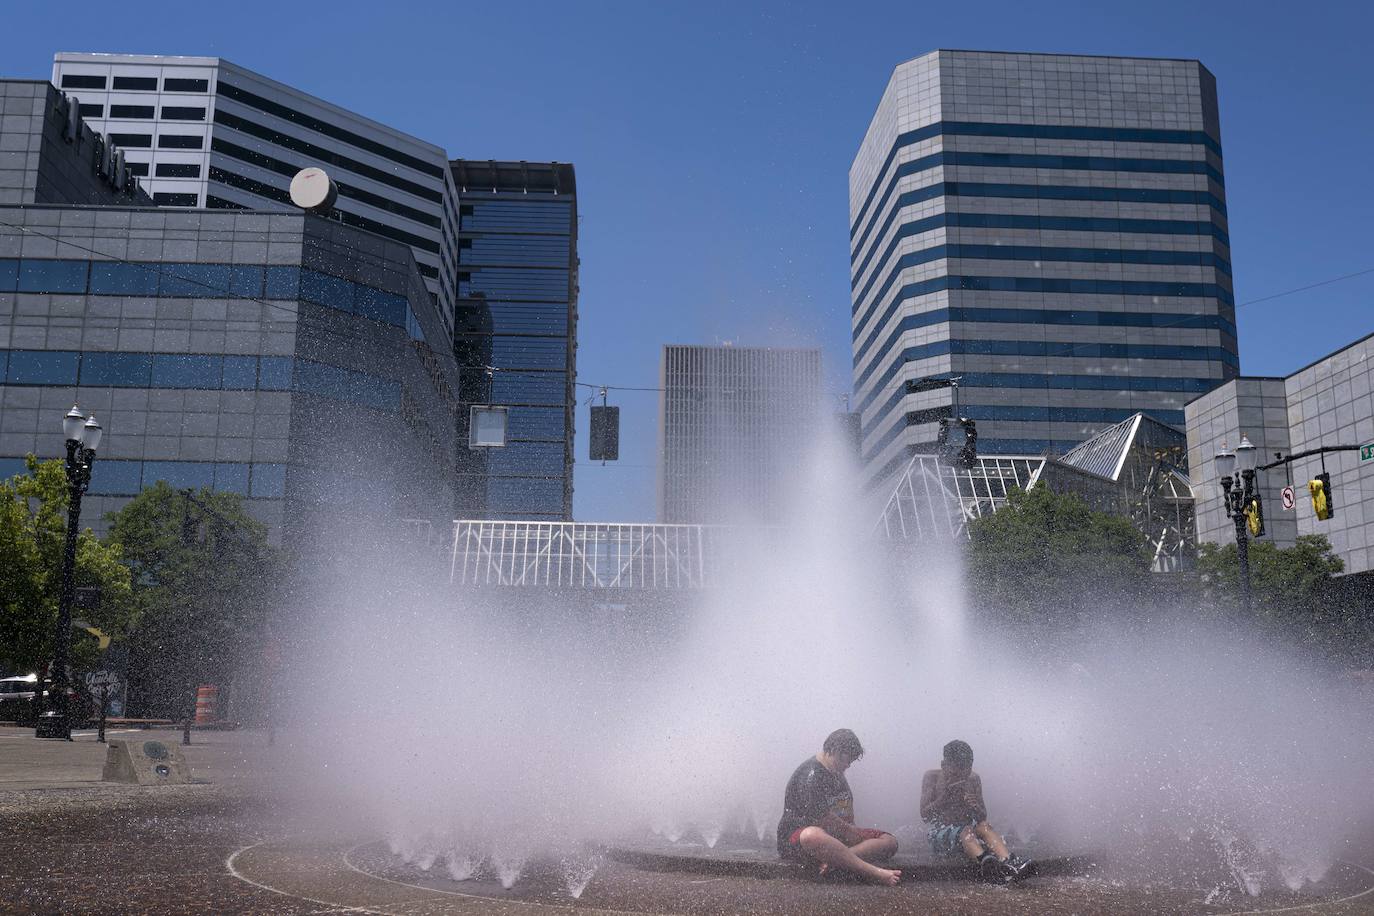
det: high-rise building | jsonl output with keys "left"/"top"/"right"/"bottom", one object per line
{"left": 658, "top": 345, "right": 822, "bottom": 524}
{"left": 50, "top": 53, "right": 460, "bottom": 341}
{"left": 850, "top": 51, "right": 1238, "bottom": 492}
{"left": 450, "top": 160, "right": 578, "bottom": 521}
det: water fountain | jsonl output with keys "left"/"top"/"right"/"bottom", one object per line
{"left": 271, "top": 425, "right": 1374, "bottom": 913}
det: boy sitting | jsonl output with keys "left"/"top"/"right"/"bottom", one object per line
{"left": 919, "top": 739, "right": 1032, "bottom": 880}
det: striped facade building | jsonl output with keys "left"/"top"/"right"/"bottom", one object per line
{"left": 850, "top": 51, "right": 1238, "bottom": 491}
{"left": 50, "top": 53, "right": 460, "bottom": 341}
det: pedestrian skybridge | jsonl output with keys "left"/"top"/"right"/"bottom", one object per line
{"left": 446, "top": 521, "right": 741, "bottom": 590}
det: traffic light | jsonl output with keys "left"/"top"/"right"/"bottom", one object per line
{"left": 936, "top": 417, "right": 978, "bottom": 468}
{"left": 1309, "top": 473, "right": 1334, "bottom": 521}
{"left": 956, "top": 417, "right": 978, "bottom": 469}
{"left": 589, "top": 405, "right": 620, "bottom": 461}
{"left": 1244, "top": 495, "right": 1265, "bottom": 537}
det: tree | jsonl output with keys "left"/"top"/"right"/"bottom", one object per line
{"left": 1195, "top": 535, "right": 1367, "bottom": 662}
{"left": 105, "top": 482, "right": 281, "bottom": 718}
{"left": 0, "top": 456, "right": 136, "bottom": 675}
{"left": 966, "top": 484, "right": 1154, "bottom": 631}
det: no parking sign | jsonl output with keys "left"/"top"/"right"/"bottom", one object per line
{"left": 1281, "top": 485, "right": 1296, "bottom": 510}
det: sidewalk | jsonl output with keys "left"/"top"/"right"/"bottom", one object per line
{"left": 0, "top": 724, "right": 282, "bottom": 792}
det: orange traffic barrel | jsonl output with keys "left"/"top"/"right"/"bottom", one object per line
{"left": 194, "top": 685, "right": 218, "bottom": 724}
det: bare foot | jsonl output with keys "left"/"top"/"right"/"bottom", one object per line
{"left": 870, "top": 867, "right": 901, "bottom": 886}
{"left": 816, "top": 862, "right": 830, "bottom": 877}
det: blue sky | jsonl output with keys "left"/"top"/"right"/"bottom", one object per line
{"left": 5, "top": 0, "right": 1371, "bottom": 521}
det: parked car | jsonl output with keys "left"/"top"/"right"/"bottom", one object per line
{"left": 0, "top": 674, "right": 91, "bottom": 725}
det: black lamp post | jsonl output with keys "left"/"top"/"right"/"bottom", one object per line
{"left": 36, "top": 405, "right": 102, "bottom": 740}
{"left": 1215, "top": 435, "right": 1257, "bottom": 616}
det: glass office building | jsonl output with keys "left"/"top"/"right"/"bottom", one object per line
{"left": 450, "top": 160, "right": 577, "bottom": 521}
{"left": 0, "top": 137, "right": 462, "bottom": 546}
{"left": 850, "top": 51, "right": 1239, "bottom": 492}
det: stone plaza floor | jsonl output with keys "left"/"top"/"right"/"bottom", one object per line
{"left": 2, "top": 726, "right": 1372, "bottom": 915}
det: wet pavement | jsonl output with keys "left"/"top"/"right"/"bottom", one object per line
{"left": 2, "top": 726, "right": 1373, "bottom": 915}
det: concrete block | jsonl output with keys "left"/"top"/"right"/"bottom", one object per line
{"left": 102, "top": 738, "right": 193, "bottom": 785}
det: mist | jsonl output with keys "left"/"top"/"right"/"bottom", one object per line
{"left": 278, "top": 416, "right": 1374, "bottom": 902}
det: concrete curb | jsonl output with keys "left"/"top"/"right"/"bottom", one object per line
{"left": 605, "top": 845, "right": 1099, "bottom": 884}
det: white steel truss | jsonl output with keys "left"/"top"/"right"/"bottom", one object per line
{"left": 448, "top": 521, "right": 734, "bottom": 589}
{"left": 877, "top": 455, "right": 1049, "bottom": 540}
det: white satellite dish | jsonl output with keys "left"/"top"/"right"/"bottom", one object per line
{"left": 289, "top": 167, "right": 338, "bottom": 212}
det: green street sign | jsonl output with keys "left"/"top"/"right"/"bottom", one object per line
{"left": 1363, "top": 444, "right": 1374, "bottom": 461}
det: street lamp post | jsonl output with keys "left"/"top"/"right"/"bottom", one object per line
{"left": 36, "top": 406, "right": 102, "bottom": 740}
{"left": 1215, "top": 435, "right": 1258, "bottom": 616}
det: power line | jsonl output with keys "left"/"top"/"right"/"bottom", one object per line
{"left": 1237, "top": 266, "right": 1374, "bottom": 307}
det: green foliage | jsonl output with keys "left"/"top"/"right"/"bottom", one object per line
{"left": 1195, "top": 535, "right": 1367, "bottom": 662}
{"left": 0, "top": 456, "right": 136, "bottom": 673}
{"left": 966, "top": 484, "right": 1154, "bottom": 630}
{"left": 106, "top": 482, "right": 281, "bottom": 716}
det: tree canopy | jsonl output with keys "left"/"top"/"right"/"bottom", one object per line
{"left": 106, "top": 482, "right": 281, "bottom": 716}
{"left": 965, "top": 484, "right": 1155, "bottom": 630}
{"left": 0, "top": 457, "right": 136, "bottom": 674}
{"left": 1196, "top": 535, "right": 1368, "bottom": 663}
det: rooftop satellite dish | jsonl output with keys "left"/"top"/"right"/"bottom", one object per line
{"left": 289, "top": 167, "right": 338, "bottom": 213}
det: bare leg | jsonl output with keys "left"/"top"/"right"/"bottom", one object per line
{"left": 850, "top": 832, "right": 898, "bottom": 863}
{"left": 797, "top": 827, "right": 902, "bottom": 885}
{"left": 958, "top": 826, "right": 987, "bottom": 861}
{"left": 974, "top": 822, "right": 1010, "bottom": 860}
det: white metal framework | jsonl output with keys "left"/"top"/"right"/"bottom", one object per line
{"left": 449, "top": 521, "right": 732, "bottom": 589}
{"left": 877, "top": 455, "right": 1050, "bottom": 540}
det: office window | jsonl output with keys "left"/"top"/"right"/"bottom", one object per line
{"left": 213, "top": 462, "right": 249, "bottom": 494}
{"left": 89, "top": 262, "right": 159, "bottom": 296}
{"left": 146, "top": 461, "right": 215, "bottom": 490}
{"left": 6, "top": 350, "right": 79, "bottom": 385}
{"left": 78, "top": 103, "right": 104, "bottom": 118}
{"left": 107, "top": 133, "right": 153, "bottom": 149}
{"left": 160, "top": 263, "right": 231, "bottom": 297}
{"left": 61, "top": 74, "right": 106, "bottom": 89}
{"left": 158, "top": 134, "right": 203, "bottom": 149}
{"left": 505, "top": 407, "right": 566, "bottom": 441}
{"left": 18, "top": 259, "right": 88, "bottom": 293}
{"left": 220, "top": 356, "right": 258, "bottom": 389}
{"left": 163, "top": 77, "right": 210, "bottom": 93}
{"left": 0, "top": 259, "right": 17, "bottom": 290}
{"left": 112, "top": 76, "right": 158, "bottom": 91}
{"left": 227, "top": 265, "right": 264, "bottom": 298}
{"left": 151, "top": 354, "right": 222, "bottom": 388}
{"left": 154, "top": 162, "right": 201, "bottom": 178}
{"left": 299, "top": 270, "right": 355, "bottom": 312}
{"left": 126, "top": 160, "right": 150, "bottom": 176}
{"left": 109, "top": 104, "right": 155, "bottom": 119}
{"left": 264, "top": 266, "right": 299, "bottom": 299}
{"left": 160, "top": 106, "right": 206, "bottom": 121}
{"left": 153, "top": 192, "right": 199, "bottom": 207}
{"left": 354, "top": 285, "right": 406, "bottom": 325}
{"left": 87, "top": 461, "right": 143, "bottom": 496}
{"left": 487, "top": 442, "right": 566, "bottom": 477}
{"left": 79, "top": 352, "right": 152, "bottom": 387}
{"left": 257, "top": 356, "right": 293, "bottom": 390}
{"left": 250, "top": 463, "right": 287, "bottom": 498}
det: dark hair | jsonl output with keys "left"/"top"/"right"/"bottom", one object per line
{"left": 943, "top": 739, "right": 973, "bottom": 765}
{"left": 823, "top": 728, "right": 864, "bottom": 759}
